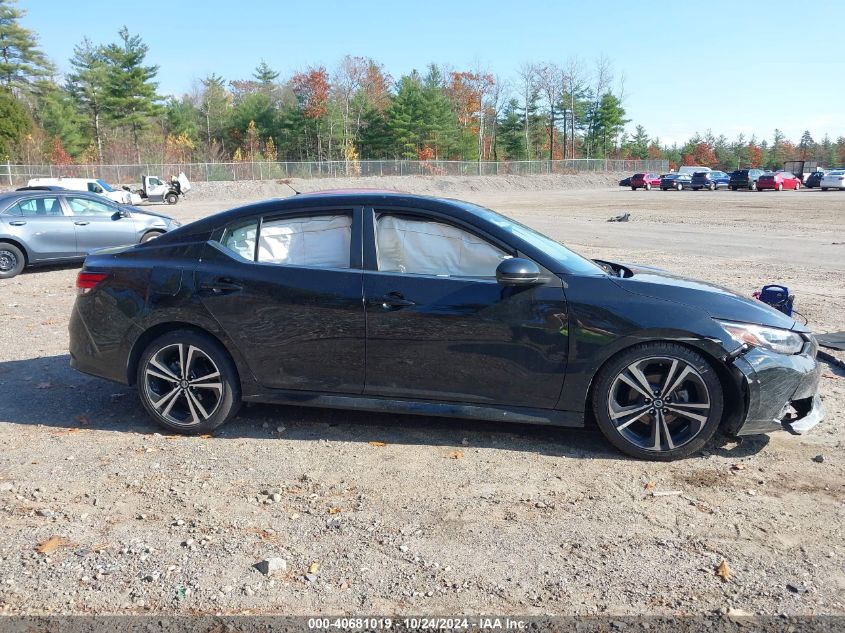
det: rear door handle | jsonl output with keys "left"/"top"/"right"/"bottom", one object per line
{"left": 198, "top": 278, "right": 243, "bottom": 295}
{"left": 8, "top": 220, "right": 26, "bottom": 226}
{"left": 371, "top": 291, "right": 416, "bottom": 310}
{"left": 74, "top": 221, "right": 90, "bottom": 226}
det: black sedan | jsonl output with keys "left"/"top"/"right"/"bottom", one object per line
{"left": 804, "top": 171, "right": 825, "bottom": 188}
{"left": 660, "top": 173, "right": 692, "bottom": 190}
{"left": 68, "top": 192, "right": 824, "bottom": 460}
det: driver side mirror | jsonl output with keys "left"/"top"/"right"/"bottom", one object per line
{"left": 496, "top": 257, "right": 541, "bottom": 286}
{"left": 112, "top": 210, "right": 130, "bottom": 220}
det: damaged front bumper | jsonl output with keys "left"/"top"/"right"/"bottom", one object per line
{"left": 728, "top": 337, "right": 825, "bottom": 436}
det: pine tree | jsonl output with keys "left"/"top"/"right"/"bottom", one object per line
{"left": 67, "top": 38, "right": 108, "bottom": 161}
{"left": 253, "top": 60, "right": 279, "bottom": 85}
{"left": 34, "top": 82, "right": 88, "bottom": 158}
{"left": 0, "top": 0, "right": 53, "bottom": 92}
{"left": 497, "top": 99, "right": 527, "bottom": 160}
{"left": 0, "top": 87, "right": 29, "bottom": 158}
{"left": 101, "top": 27, "right": 162, "bottom": 162}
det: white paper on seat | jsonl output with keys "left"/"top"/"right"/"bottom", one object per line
{"left": 376, "top": 215, "right": 505, "bottom": 277}
{"left": 257, "top": 215, "right": 351, "bottom": 268}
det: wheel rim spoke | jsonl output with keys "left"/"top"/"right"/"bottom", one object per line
{"left": 146, "top": 366, "right": 179, "bottom": 383}
{"left": 616, "top": 408, "right": 651, "bottom": 431}
{"left": 628, "top": 362, "right": 655, "bottom": 396}
{"left": 183, "top": 390, "right": 200, "bottom": 424}
{"left": 665, "top": 405, "right": 708, "bottom": 424}
{"left": 177, "top": 344, "right": 186, "bottom": 379}
{"left": 662, "top": 365, "right": 694, "bottom": 400}
{"left": 149, "top": 358, "right": 179, "bottom": 382}
{"left": 659, "top": 359, "right": 679, "bottom": 397}
{"left": 618, "top": 371, "right": 652, "bottom": 400}
{"left": 658, "top": 411, "right": 675, "bottom": 450}
{"left": 152, "top": 386, "right": 180, "bottom": 413}
{"left": 185, "top": 389, "right": 210, "bottom": 420}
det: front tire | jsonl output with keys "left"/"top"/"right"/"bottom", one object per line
{"left": 137, "top": 330, "right": 241, "bottom": 434}
{"left": 750, "top": 181, "right": 757, "bottom": 191}
{"left": 645, "top": 183, "right": 652, "bottom": 191}
{"left": 676, "top": 183, "right": 683, "bottom": 191}
{"left": 165, "top": 192, "right": 178, "bottom": 205}
{"left": 592, "top": 342, "right": 724, "bottom": 461}
{"left": 140, "top": 230, "right": 164, "bottom": 243}
{"left": 777, "top": 183, "right": 783, "bottom": 191}
{"left": 709, "top": 182, "right": 716, "bottom": 191}
{"left": 0, "top": 243, "right": 25, "bottom": 279}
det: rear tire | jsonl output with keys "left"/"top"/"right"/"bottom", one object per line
{"left": 645, "top": 183, "right": 652, "bottom": 191}
{"left": 631, "top": 186, "right": 637, "bottom": 191}
{"left": 137, "top": 330, "right": 241, "bottom": 435}
{"left": 676, "top": 183, "right": 683, "bottom": 191}
{"left": 709, "top": 182, "right": 716, "bottom": 191}
{"left": 592, "top": 342, "right": 724, "bottom": 461}
{"left": 822, "top": 187, "right": 828, "bottom": 191}
{"left": 777, "top": 183, "right": 783, "bottom": 191}
{"left": 730, "top": 186, "right": 737, "bottom": 191}
{"left": 0, "top": 243, "right": 25, "bottom": 279}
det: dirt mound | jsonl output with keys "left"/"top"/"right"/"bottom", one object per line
{"left": 186, "top": 173, "right": 627, "bottom": 202}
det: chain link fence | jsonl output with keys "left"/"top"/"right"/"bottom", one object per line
{"left": 2, "top": 159, "right": 669, "bottom": 187}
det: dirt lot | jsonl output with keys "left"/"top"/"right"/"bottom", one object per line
{"left": 0, "top": 181, "right": 843, "bottom": 616}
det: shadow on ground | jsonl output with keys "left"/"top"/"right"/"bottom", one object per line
{"left": 0, "top": 354, "right": 768, "bottom": 460}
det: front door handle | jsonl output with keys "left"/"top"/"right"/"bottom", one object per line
{"left": 371, "top": 291, "right": 416, "bottom": 310}
{"left": 198, "top": 278, "right": 243, "bottom": 295}
{"left": 74, "top": 221, "right": 90, "bottom": 226}
{"left": 8, "top": 220, "right": 26, "bottom": 226}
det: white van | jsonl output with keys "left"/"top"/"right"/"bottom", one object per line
{"left": 677, "top": 166, "right": 711, "bottom": 176}
{"left": 27, "top": 177, "right": 137, "bottom": 204}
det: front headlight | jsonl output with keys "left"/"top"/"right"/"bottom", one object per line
{"left": 717, "top": 320, "right": 804, "bottom": 355}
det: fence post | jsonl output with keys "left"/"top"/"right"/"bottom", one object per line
{"left": 6, "top": 161, "right": 11, "bottom": 187}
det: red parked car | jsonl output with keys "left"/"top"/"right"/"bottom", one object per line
{"left": 756, "top": 171, "right": 801, "bottom": 191}
{"left": 630, "top": 173, "right": 661, "bottom": 190}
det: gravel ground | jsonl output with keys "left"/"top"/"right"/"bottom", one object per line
{"left": 0, "top": 179, "right": 843, "bottom": 616}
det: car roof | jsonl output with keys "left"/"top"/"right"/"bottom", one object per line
{"left": 158, "top": 191, "right": 504, "bottom": 241}
{"left": 0, "top": 189, "right": 110, "bottom": 204}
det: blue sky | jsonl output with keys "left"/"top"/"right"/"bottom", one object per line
{"left": 25, "top": 0, "right": 844, "bottom": 146}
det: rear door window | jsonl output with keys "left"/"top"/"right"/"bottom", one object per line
{"left": 9, "top": 197, "right": 63, "bottom": 217}
{"left": 257, "top": 214, "right": 352, "bottom": 269}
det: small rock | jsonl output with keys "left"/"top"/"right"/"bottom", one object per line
{"left": 305, "top": 573, "right": 317, "bottom": 582}
{"left": 36, "top": 508, "right": 53, "bottom": 517}
{"left": 812, "top": 455, "right": 825, "bottom": 463}
{"left": 254, "top": 557, "right": 287, "bottom": 576}
{"left": 182, "top": 539, "right": 194, "bottom": 548}
{"left": 399, "top": 545, "right": 409, "bottom": 553}
{"left": 0, "top": 482, "right": 14, "bottom": 492}
{"left": 270, "top": 493, "right": 282, "bottom": 502}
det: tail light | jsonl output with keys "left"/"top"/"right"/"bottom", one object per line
{"left": 76, "top": 271, "right": 108, "bottom": 295}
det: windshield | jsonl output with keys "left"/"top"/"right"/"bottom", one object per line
{"left": 461, "top": 203, "right": 605, "bottom": 275}
{"left": 95, "top": 179, "right": 114, "bottom": 192}
{"left": 828, "top": 170, "right": 845, "bottom": 176}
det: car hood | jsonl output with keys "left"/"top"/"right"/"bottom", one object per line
{"left": 606, "top": 263, "right": 804, "bottom": 332}
{"left": 122, "top": 205, "right": 173, "bottom": 221}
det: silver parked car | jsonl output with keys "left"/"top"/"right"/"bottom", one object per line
{"left": 0, "top": 190, "right": 181, "bottom": 278}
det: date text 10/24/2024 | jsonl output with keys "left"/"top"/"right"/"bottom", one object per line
{"left": 307, "top": 617, "right": 529, "bottom": 630}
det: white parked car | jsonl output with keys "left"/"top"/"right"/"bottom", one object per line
{"left": 820, "top": 170, "right": 845, "bottom": 191}
{"left": 27, "top": 177, "right": 141, "bottom": 204}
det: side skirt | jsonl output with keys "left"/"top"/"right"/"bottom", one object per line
{"left": 243, "top": 390, "right": 585, "bottom": 428}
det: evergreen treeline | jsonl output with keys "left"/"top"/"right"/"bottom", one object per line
{"left": 1, "top": 0, "right": 843, "bottom": 170}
